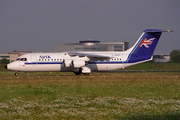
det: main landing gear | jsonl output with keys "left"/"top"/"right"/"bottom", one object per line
{"left": 73, "top": 71, "right": 82, "bottom": 75}
{"left": 73, "top": 67, "right": 90, "bottom": 76}
{"left": 83, "top": 73, "right": 90, "bottom": 76}
{"left": 73, "top": 72, "right": 90, "bottom": 76}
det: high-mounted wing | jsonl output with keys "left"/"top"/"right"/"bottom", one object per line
{"left": 68, "top": 52, "right": 112, "bottom": 61}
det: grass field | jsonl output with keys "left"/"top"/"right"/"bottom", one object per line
{"left": 0, "top": 63, "right": 180, "bottom": 119}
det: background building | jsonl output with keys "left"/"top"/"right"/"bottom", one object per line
{"left": 2, "top": 42, "right": 170, "bottom": 63}
{"left": 153, "top": 54, "right": 170, "bottom": 63}
{"left": 8, "top": 51, "right": 33, "bottom": 62}
{"left": 8, "top": 51, "right": 43, "bottom": 62}
{"left": 0, "top": 54, "right": 10, "bottom": 61}
{"left": 54, "top": 40, "right": 129, "bottom": 52}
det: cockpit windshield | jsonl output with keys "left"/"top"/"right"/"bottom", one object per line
{"left": 16, "top": 58, "right": 27, "bottom": 61}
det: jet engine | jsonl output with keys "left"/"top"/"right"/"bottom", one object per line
{"left": 63, "top": 59, "right": 87, "bottom": 68}
{"left": 72, "top": 60, "right": 86, "bottom": 68}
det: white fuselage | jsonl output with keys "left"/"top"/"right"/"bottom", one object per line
{"left": 7, "top": 51, "right": 147, "bottom": 73}
{"left": 6, "top": 29, "right": 168, "bottom": 75}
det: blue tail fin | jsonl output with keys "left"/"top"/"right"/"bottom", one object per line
{"left": 127, "top": 29, "right": 164, "bottom": 63}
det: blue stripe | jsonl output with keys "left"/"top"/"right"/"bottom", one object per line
{"left": 24, "top": 59, "right": 149, "bottom": 66}
{"left": 88, "top": 61, "right": 125, "bottom": 64}
{"left": 25, "top": 62, "right": 63, "bottom": 65}
{"left": 88, "top": 59, "right": 149, "bottom": 64}
{"left": 25, "top": 61, "right": 129, "bottom": 65}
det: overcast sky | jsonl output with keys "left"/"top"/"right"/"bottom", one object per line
{"left": 0, "top": 0, "right": 179, "bottom": 54}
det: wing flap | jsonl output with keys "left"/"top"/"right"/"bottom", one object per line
{"left": 68, "top": 52, "right": 111, "bottom": 61}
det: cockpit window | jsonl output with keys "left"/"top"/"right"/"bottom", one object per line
{"left": 21, "top": 58, "right": 27, "bottom": 61}
{"left": 16, "top": 58, "right": 27, "bottom": 61}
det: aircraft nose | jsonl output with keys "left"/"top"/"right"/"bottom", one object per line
{"left": 5, "top": 62, "right": 19, "bottom": 71}
{"left": 4, "top": 65, "right": 7, "bottom": 69}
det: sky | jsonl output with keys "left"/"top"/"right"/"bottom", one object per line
{"left": 0, "top": 0, "right": 180, "bottom": 54}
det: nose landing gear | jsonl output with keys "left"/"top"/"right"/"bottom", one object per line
{"left": 15, "top": 72, "right": 19, "bottom": 76}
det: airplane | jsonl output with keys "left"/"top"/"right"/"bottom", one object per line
{"left": 4, "top": 29, "right": 172, "bottom": 76}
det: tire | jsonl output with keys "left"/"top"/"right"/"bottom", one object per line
{"left": 73, "top": 72, "right": 81, "bottom": 75}
{"left": 15, "top": 72, "right": 19, "bottom": 76}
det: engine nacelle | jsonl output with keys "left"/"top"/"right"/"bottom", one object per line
{"left": 63, "top": 59, "right": 72, "bottom": 68}
{"left": 72, "top": 60, "right": 86, "bottom": 68}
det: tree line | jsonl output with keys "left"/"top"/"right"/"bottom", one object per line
{"left": 170, "top": 49, "right": 180, "bottom": 63}
{"left": 0, "top": 58, "right": 9, "bottom": 64}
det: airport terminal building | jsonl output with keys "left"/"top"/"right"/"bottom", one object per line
{"left": 0, "top": 54, "right": 10, "bottom": 61}
{"left": 1, "top": 41, "right": 170, "bottom": 63}
{"left": 54, "top": 40, "right": 129, "bottom": 52}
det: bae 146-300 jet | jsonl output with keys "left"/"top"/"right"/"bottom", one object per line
{"left": 5, "top": 29, "right": 172, "bottom": 76}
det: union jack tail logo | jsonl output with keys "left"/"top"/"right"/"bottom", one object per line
{"left": 139, "top": 38, "right": 155, "bottom": 48}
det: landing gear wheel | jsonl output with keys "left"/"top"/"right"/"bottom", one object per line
{"left": 83, "top": 73, "right": 90, "bottom": 76}
{"left": 73, "top": 72, "right": 81, "bottom": 75}
{"left": 73, "top": 68, "right": 82, "bottom": 76}
{"left": 15, "top": 72, "right": 19, "bottom": 76}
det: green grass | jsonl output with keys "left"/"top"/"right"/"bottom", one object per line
{"left": 0, "top": 71, "right": 180, "bottom": 119}
{"left": 122, "top": 62, "right": 180, "bottom": 71}
{"left": 0, "top": 63, "right": 180, "bottom": 119}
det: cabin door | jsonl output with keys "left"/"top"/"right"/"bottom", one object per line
{"left": 31, "top": 55, "right": 37, "bottom": 65}
{"left": 122, "top": 55, "right": 127, "bottom": 61}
